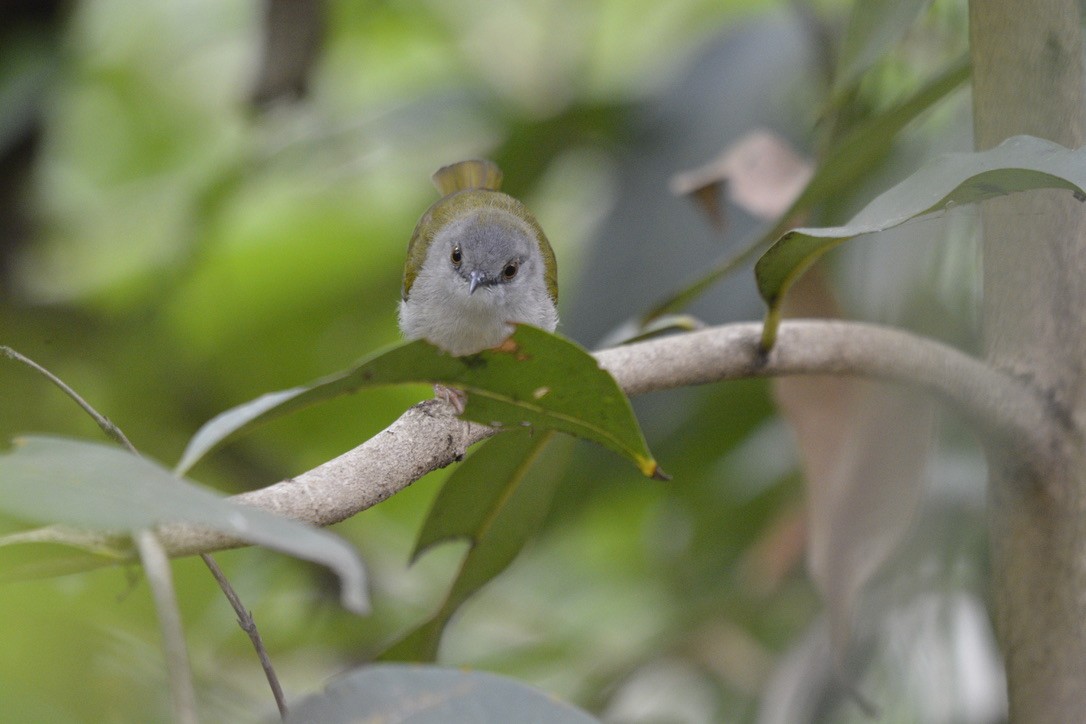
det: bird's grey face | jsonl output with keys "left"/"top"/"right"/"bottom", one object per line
{"left": 444, "top": 215, "right": 537, "bottom": 297}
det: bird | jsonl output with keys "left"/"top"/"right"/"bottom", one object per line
{"left": 398, "top": 159, "right": 559, "bottom": 358}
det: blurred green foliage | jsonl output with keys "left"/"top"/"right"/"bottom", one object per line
{"left": 0, "top": 0, "right": 990, "bottom": 721}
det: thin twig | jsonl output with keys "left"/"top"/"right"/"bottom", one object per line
{"left": 2, "top": 345, "right": 138, "bottom": 453}
{"left": 201, "top": 553, "right": 288, "bottom": 718}
{"left": 135, "top": 529, "right": 198, "bottom": 724}
{"left": 3, "top": 345, "right": 289, "bottom": 718}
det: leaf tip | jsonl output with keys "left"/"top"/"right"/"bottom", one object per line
{"left": 640, "top": 458, "right": 670, "bottom": 481}
{"left": 342, "top": 589, "right": 372, "bottom": 616}
{"left": 410, "top": 534, "right": 473, "bottom": 566}
{"left": 407, "top": 542, "right": 433, "bottom": 566}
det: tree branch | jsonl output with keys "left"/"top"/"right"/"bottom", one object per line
{"left": 156, "top": 319, "right": 1058, "bottom": 557}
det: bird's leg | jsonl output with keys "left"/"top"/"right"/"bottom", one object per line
{"left": 434, "top": 383, "right": 467, "bottom": 415}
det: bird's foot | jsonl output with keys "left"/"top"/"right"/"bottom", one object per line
{"left": 434, "top": 383, "right": 467, "bottom": 415}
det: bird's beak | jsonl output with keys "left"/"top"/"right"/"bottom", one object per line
{"left": 468, "top": 270, "right": 486, "bottom": 294}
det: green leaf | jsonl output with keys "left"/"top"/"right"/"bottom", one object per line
{"left": 0, "top": 529, "right": 130, "bottom": 581}
{"left": 412, "top": 430, "right": 556, "bottom": 561}
{"left": 0, "top": 437, "right": 368, "bottom": 613}
{"left": 177, "top": 325, "right": 663, "bottom": 479}
{"left": 285, "top": 664, "right": 600, "bottom": 724}
{"left": 833, "top": 0, "right": 932, "bottom": 96}
{"left": 382, "top": 429, "right": 564, "bottom": 661}
{"left": 597, "top": 314, "right": 706, "bottom": 350}
{"left": 808, "top": 57, "right": 970, "bottom": 215}
{"left": 755, "top": 135, "right": 1086, "bottom": 348}
{"left": 642, "top": 57, "right": 968, "bottom": 324}
{"left": 174, "top": 386, "right": 309, "bottom": 475}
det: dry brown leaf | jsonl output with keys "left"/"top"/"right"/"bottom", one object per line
{"left": 670, "top": 129, "right": 814, "bottom": 227}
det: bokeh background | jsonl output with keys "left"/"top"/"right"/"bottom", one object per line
{"left": 0, "top": 1, "right": 1001, "bottom": 721}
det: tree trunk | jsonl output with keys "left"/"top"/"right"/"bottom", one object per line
{"left": 969, "top": 0, "right": 1086, "bottom": 717}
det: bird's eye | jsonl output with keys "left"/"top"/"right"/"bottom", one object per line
{"left": 502, "top": 261, "right": 519, "bottom": 280}
{"left": 450, "top": 245, "right": 462, "bottom": 266}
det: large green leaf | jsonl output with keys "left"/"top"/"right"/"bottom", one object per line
{"left": 642, "top": 57, "right": 968, "bottom": 325}
{"left": 286, "top": 664, "right": 600, "bottom": 724}
{"left": 755, "top": 135, "right": 1086, "bottom": 348}
{"left": 176, "top": 325, "right": 663, "bottom": 479}
{"left": 381, "top": 429, "right": 564, "bottom": 661}
{"left": 0, "top": 437, "right": 368, "bottom": 613}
